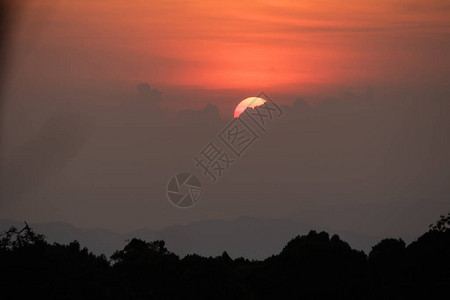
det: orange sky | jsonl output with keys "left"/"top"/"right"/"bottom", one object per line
{"left": 2, "top": 0, "right": 450, "bottom": 232}
{"left": 9, "top": 0, "right": 450, "bottom": 96}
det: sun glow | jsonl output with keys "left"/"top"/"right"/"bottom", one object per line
{"left": 234, "top": 97, "right": 267, "bottom": 118}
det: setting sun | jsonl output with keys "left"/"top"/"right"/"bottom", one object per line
{"left": 233, "top": 97, "right": 267, "bottom": 118}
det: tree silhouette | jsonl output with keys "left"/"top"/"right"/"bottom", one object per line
{"left": 0, "top": 222, "right": 45, "bottom": 250}
{"left": 369, "top": 238, "right": 407, "bottom": 297}
{"left": 1, "top": 214, "right": 449, "bottom": 299}
{"left": 429, "top": 212, "right": 450, "bottom": 232}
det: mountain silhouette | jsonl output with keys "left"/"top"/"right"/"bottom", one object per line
{"left": 0, "top": 217, "right": 388, "bottom": 259}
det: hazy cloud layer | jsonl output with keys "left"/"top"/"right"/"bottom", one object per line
{"left": 1, "top": 84, "right": 449, "bottom": 239}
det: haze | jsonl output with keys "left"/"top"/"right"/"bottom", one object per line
{"left": 0, "top": 0, "right": 449, "bottom": 251}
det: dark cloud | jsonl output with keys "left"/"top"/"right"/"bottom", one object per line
{"left": 1, "top": 84, "right": 449, "bottom": 238}
{"left": 177, "top": 103, "right": 222, "bottom": 124}
{"left": 0, "top": 109, "right": 94, "bottom": 205}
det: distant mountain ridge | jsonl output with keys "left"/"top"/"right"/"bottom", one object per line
{"left": 0, "top": 217, "right": 414, "bottom": 260}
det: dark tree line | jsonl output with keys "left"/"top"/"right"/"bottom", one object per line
{"left": 1, "top": 213, "right": 449, "bottom": 299}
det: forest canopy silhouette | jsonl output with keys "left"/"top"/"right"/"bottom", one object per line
{"left": 1, "top": 213, "right": 449, "bottom": 299}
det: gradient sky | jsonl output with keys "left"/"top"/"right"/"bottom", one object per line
{"left": 9, "top": 0, "right": 450, "bottom": 95}
{"left": 1, "top": 1, "right": 449, "bottom": 237}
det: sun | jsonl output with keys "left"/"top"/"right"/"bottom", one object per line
{"left": 234, "top": 97, "right": 266, "bottom": 118}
